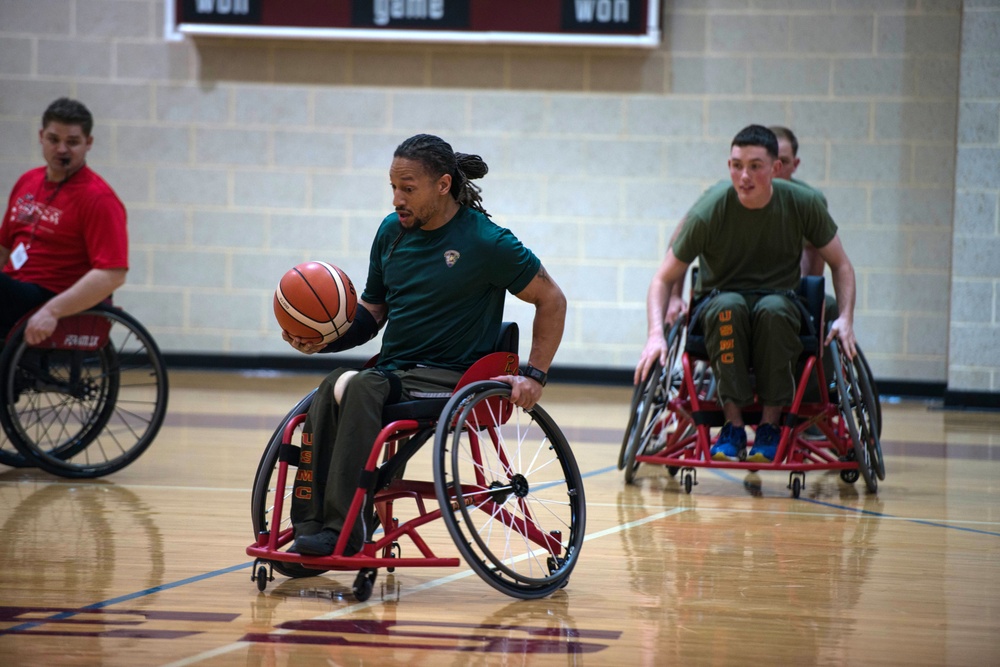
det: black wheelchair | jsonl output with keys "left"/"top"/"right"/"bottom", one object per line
{"left": 248, "top": 323, "right": 587, "bottom": 601}
{"left": 620, "top": 277, "right": 884, "bottom": 497}
{"left": 0, "top": 303, "right": 169, "bottom": 478}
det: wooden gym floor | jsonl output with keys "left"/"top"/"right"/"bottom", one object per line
{"left": 0, "top": 369, "right": 998, "bottom": 666}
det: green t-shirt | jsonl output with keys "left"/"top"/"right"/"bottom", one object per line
{"left": 673, "top": 179, "right": 837, "bottom": 296}
{"left": 790, "top": 176, "right": 828, "bottom": 209}
{"left": 362, "top": 206, "right": 540, "bottom": 372}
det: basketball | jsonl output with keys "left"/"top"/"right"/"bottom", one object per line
{"left": 273, "top": 261, "right": 358, "bottom": 344}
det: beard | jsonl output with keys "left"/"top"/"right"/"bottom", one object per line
{"left": 396, "top": 209, "right": 428, "bottom": 231}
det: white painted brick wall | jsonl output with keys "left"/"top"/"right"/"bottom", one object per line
{"left": 0, "top": 0, "right": 995, "bottom": 394}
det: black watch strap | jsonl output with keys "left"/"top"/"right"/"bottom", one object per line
{"left": 522, "top": 365, "right": 548, "bottom": 387}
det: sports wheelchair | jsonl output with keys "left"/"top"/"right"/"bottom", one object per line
{"left": 247, "top": 323, "right": 587, "bottom": 601}
{"left": 619, "top": 276, "right": 884, "bottom": 498}
{"left": 0, "top": 303, "right": 169, "bottom": 478}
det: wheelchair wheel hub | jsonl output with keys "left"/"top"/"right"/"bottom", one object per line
{"left": 488, "top": 474, "right": 530, "bottom": 504}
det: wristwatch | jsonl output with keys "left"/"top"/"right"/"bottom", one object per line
{"left": 521, "top": 365, "right": 548, "bottom": 387}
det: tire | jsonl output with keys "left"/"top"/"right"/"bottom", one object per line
{"left": 852, "top": 350, "right": 885, "bottom": 481}
{"left": 434, "top": 381, "right": 586, "bottom": 599}
{"left": 0, "top": 342, "right": 32, "bottom": 468}
{"left": 831, "top": 340, "right": 877, "bottom": 493}
{"left": 0, "top": 306, "right": 167, "bottom": 478}
{"left": 621, "top": 318, "right": 685, "bottom": 484}
{"left": 250, "top": 390, "right": 325, "bottom": 579}
{"left": 855, "top": 344, "right": 882, "bottom": 440}
{"left": 618, "top": 373, "right": 649, "bottom": 470}
{"left": 0, "top": 429, "right": 33, "bottom": 468}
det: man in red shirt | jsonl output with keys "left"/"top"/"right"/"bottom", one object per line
{"left": 0, "top": 98, "right": 127, "bottom": 345}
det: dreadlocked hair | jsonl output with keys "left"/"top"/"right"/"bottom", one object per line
{"left": 394, "top": 134, "right": 491, "bottom": 217}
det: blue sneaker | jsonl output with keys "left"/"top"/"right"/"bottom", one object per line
{"left": 711, "top": 422, "right": 747, "bottom": 461}
{"left": 747, "top": 423, "right": 781, "bottom": 462}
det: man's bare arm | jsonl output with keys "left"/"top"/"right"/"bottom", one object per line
{"left": 24, "top": 267, "right": 127, "bottom": 345}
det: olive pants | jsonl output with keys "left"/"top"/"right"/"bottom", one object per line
{"left": 699, "top": 291, "right": 802, "bottom": 408}
{"left": 290, "top": 366, "right": 463, "bottom": 551}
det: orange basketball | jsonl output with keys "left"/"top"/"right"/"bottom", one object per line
{"left": 273, "top": 261, "right": 358, "bottom": 344}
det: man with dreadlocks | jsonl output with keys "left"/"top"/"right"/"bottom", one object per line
{"left": 284, "top": 133, "right": 567, "bottom": 557}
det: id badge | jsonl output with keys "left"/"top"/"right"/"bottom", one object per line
{"left": 10, "top": 242, "right": 28, "bottom": 270}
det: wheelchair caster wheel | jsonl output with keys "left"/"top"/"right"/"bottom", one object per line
{"left": 353, "top": 568, "right": 377, "bottom": 602}
{"left": 385, "top": 541, "right": 400, "bottom": 573}
{"left": 681, "top": 468, "right": 697, "bottom": 494}
{"left": 840, "top": 468, "right": 859, "bottom": 484}
{"left": 253, "top": 563, "right": 271, "bottom": 592}
{"left": 788, "top": 472, "right": 805, "bottom": 499}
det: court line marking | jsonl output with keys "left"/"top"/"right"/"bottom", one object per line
{"left": 4, "top": 460, "right": 997, "bottom": 663}
{"left": 160, "top": 505, "right": 691, "bottom": 667}
{"left": 588, "top": 501, "right": 1000, "bottom": 528}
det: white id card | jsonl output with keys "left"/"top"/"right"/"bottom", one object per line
{"left": 10, "top": 242, "right": 28, "bottom": 270}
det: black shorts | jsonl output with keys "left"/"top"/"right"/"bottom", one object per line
{"left": 0, "top": 273, "right": 56, "bottom": 339}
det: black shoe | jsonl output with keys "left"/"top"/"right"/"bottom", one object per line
{"left": 292, "top": 529, "right": 341, "bottom": 556}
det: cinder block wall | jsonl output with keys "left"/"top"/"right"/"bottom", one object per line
{"left": 949, "top": 0, "right": 1000, "bottom": 395}
{"left": 0, "top": 0, "right": 995, "bottom": 397}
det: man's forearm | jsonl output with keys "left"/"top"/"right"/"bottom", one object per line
{"left": 830, "top": 262, "right": 856, "bottom": 322}
{"left": 647, "top": 278, "right": 671, "bottom": 337}
{"left": 527, "top": 294, "right": 566, "bottom": 372}
{"left": 41, "top": 268, "right": 127, "bottom": 318}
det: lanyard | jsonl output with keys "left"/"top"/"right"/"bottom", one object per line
{"left": 21, "top": 170, "right": 74, "bottom": 249}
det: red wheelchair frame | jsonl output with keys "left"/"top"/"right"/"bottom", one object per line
{"left": 247, "top": 343, "right": 586, "bottom": 601}
{"left": 620, "top": 277, "right": 884, "bottom": 498}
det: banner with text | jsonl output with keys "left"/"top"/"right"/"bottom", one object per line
{"left": 174, "top": 1, "right": 661, "bottom": 47}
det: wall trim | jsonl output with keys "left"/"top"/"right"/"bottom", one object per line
{"left": 160, "top": 354, "right": 995, "bottom": 408}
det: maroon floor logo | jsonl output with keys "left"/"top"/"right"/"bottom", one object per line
{"left": 243, "top": 619, "right": 620, "bottom": 653}
{"left": 0, "top": 606, "right": 239, "bottom": 639}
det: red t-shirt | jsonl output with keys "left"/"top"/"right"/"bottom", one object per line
{"left": 1, "top": 165, "right": 128, "bottom": 293}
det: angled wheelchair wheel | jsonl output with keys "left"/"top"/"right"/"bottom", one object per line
{"left": 621, "top": 318, "right": 685, "bottom": 484}
{"left": 250, "top": 390, "right": 325, "bottom": 579}
{"left": 618, "top": 371, "right": 649, "bottom": 470}
{"left": 855, "top": 344, "right": 882, "bottom": 441}
{"left": 0, "top": 306, "right": 168, "bottom": 478}
{"left": 0, "top": 341, "right": 32, "bottom": 467}
{"left": 434, "top": 381, "right": 586, "bottom": 599}
{"left": 852, "top": 348, "right": 885, "bottom": 481}
{"left": 831, "top": 340, "right": 878, "bottom": 493}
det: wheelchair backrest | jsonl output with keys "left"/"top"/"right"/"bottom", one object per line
{"left": 7, "top": 310, "right": 114, "bottom": 351}
{"left": 37, "top": 314, "right": 113, "bottom": 351}
{"left": 495, "top": 321, "right": 518, "bottom": 355}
